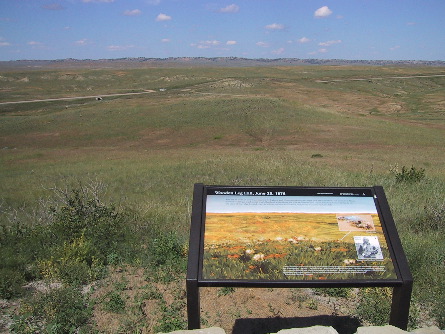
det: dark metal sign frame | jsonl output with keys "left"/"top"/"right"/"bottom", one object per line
{"left": 187, "top": 184, "right": 413, "bottom": 330}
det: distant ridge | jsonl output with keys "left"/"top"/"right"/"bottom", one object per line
{"left": 1, "top": 57, "right": 444, "bottom": 69}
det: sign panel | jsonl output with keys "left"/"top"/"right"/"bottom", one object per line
{"left": 201, "top": 187, "right": 397, "bottom": 281}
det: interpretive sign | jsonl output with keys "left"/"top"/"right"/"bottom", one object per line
{"left": 203, "top": 187, "right": 396, "bottom": 281}
{"left": 187, "top": 184, "right": 412, "bottom": 330}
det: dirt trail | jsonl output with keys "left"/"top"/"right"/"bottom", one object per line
{"left": 0, "top": 90, "right": 156, "bottom": 105}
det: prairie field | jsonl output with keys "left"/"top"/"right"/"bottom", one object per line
{"left": 1, "top": 64, "right": 444, "bottom": 333}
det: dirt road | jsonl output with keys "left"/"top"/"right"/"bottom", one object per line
{"left": 0, "top": 90, "right": 156, "bottom": 106}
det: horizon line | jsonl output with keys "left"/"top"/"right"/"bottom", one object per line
{"left": 1, "top": 56, "right": 444, "bottom": 63}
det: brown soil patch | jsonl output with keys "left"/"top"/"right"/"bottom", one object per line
{"left": 423, "top": 93, "right": 445, "bottom": 112}
{"left": 88, "top": 266, "right": 361, "bottom": 334}
{"left": 268, "top": 81, "right": 408, "bottom": 115}
{"left": 200, "top": 287, "right": 361, "bottom": 334}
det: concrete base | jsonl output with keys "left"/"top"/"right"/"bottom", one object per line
{"left": 158, "top": 325, "right": 443, "bottom": 334}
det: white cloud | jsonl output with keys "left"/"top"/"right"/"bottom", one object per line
{"left": 28, "top": 41, "right": 44, "bottom": 46}
{"left": 107, "top": 44, "right": 135, "bottom": 51}
{"left": 298, "top": 37, "right": 310, "bottom": 43}
{"left": 318, "top": 40, "right": 342, "bottom": 46}
{"left": 272, "top": 47, "right": 285, "bottom": 55}
{"left": 75, "top": 39, "right": 90, "bottom": 46}
{"left": 124, "top": 9, "right": 142, "bottom": 16}
{"left": 390, "top": 45, "right": 401, "bottom": 51}
{"left": 219, "top": 4, "right": 239, "bottom": 13}
{"left": 226, "top": 40, "right": 237, "bottom": 45}
{"left": 0, "top": 41, "right": 11, "bottom": 47}
{"left": 204, "top": 40, "right": 220, "bottom": 46}
{"left": 309, "top": 48, "right": 328, "bottom": 55}
{"left": 156, "top": 13, "right": 171, "bottom": 21}
{"left": 314, "top": 6, "right": 332, "bottom": 18}
{"left": 256, "top": 41, "right": 270, "bottom": 48}
{"left": 42, "top": 3, "right": 65, "bottom": 10}
{"left": 265, "top": 23, "right": 285, "bottom": 30}
{"left": 161, "top": 38, "right": 170, "bottom": 43}
{"left": 191, "top": 40, "right": 221, "bottom": 49}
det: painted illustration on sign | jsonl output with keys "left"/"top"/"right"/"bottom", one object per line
{"left": 202, "top": 189, "right": 397, "bottom": 281}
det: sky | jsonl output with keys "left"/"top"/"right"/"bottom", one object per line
{"left": 0, "top": 0, "right": 444, "bottom": 61}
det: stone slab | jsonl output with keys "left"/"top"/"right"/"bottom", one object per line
{"left": 273, "top": 325, "right": 339, "bottom": 334}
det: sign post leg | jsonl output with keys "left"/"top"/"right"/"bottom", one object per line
{"left": 186, "top": 279, "right": 200, "bottom": 330}
{"left": 389, "top": 281, "right": 413, "bottom": 330}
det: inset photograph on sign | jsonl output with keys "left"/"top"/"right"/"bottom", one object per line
{"left": 354, "top": 236, "right": 384, "bottom": 260}
{"left": 336, "top": 214, "right": 376, "bottom": 231}
{"left": 202, "top": 188, "right": 397, "bottom": 281}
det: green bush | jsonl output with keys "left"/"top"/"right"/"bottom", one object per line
{"left": 0, "top": 184, "right": 132, "bottom": 296}
{"left": 145, "top": 229, "right": 187, "bottom": 282}
{"left": 0, "top": 268, "right": 25, "bottom": 299}
{"left": 39, "top": 187, "right": 130, "bottom": 284}
{"left": 154, "top": 299, "right": 187, "bottom": 333}
{"left": 49, "top": 189, "right": 127, "bottom": 262}
{"left": 357, "top": 288, "right": 391, "bottom": 326}
{"left": 0, "top": 222, "right": 40, "bottom": 298}
{"left": 11, "top": 286, "right": 92, "bottom": 334}
{"left": 394, "top": 165, "right": 426, "bottom": 183}
{"left": 434, "top": 295, "right": 445, "bottom": 329}
{"left": 314, "top": 287, "right": 351, "bottom": 298}
{"left": 102, "top": 291, "right": 126, "bottom": 313}
{"left": 150, "top": 231, "right": 185, "bottom": 266}
{"left": 403, "top": 200, "right": 445, "bottom": 233}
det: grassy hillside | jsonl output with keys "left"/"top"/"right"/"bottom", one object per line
{"left": 1, "top": 65, "right": 444, "bottom": 333}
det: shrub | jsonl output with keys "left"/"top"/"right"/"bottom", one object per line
{"left": 154, "top": 299, "right": 187, "bottom": 333}
{"left": 36, "top": 187, "right": 130, "bottom": 284}
{"left": 421, "top": 202, "right": 445, "bottom": 231}
{"left": 150, "top": 231, "right": 185, "bottom": 266}
{"left": 404, "top": 201, "right": 445, "bottom": 233}
{"left": 1, "top": 183, "right": 132, "bottom": 296}
{"left": 0, "top": 268, "right": 24, "bottom": 299}
{"left": 357, "top": 287, "right": 391, "bottom": 326}
{"left": 145, "top": 230, "right": 187, "bottom": 282}
{"left": 217, "top": 287, "right": 235, "bottom": 296}
{"left": 0, "top": 222, "right": 39, "bottom": 298}
{"left": 314, "top": 287, "right": 351, "bottom": 298}
{"left": 50, "top": 188, "right": 127, "bottom": 262}
{"left": 143, "top": 284, "right": 163, "bottom": 300}
{"left": 11, "top": 286, "right": 92, "bottom": 334}
{"left": 434, "top": 295, "right": 445, "bottom": 329}
{"left": 102, "top": 291, "right": 126, "bottom": 313}
{"left": 393, "top": 165, "right": 426, "bottom": 183}
{"left": 38, "top": 233, "right": 105, "bottom": 285}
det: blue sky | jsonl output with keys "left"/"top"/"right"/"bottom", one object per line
{"left": 0, "top": 0, "right": 444, "bottom": 61}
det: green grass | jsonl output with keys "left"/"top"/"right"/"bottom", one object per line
{"left": 1, "top": 65, "right": 445, "bottom": 331}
